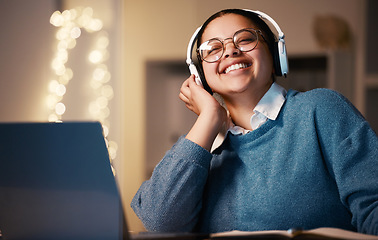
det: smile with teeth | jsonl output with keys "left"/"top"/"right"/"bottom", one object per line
{"left": 224, "top": 63, "right": 251, "bottom": 74}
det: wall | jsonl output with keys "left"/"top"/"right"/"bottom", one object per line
{"left": 0, "top": 0, "right": 57, "bottom": 121}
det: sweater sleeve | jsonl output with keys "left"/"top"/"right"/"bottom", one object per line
{"left": 130, "top": 136, "right": 212, "bottom": 232}
{"left": 313, "top": 89, "right": 378, "bottom": 235}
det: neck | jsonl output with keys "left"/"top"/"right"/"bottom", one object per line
{"left": 223, "top": 82, "right": 272, "bottom": 130}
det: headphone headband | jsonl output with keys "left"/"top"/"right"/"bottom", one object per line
{"left": 245, "top": 10, "right": 284, "bottom": 40}
{"left": 186, "top": 26, "right": 202, "bottom": 66}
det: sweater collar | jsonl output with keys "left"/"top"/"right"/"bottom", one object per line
{"left": 211, "top": 83, "right": 287, "bottom": 152}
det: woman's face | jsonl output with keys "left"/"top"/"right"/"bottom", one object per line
{"left": 200, "top": 14, "right": 274, "bottom": 98}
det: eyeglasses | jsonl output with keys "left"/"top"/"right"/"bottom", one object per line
{"left": 197, "top": 28, "right": 263, "bottom": 63}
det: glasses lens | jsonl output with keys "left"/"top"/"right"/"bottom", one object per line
{"left": 234, "top": 29, "right": 258, "bottom": 52}
{"left": 199, "top": 39, "right": 223, "bottom": 63}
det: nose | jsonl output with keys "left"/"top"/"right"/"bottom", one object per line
{"left": 223, "top": 38, "right": 240, "bottom": 58}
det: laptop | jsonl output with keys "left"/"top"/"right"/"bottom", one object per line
{"left": 0, "top": 122, "right": 206, "bottom": 240}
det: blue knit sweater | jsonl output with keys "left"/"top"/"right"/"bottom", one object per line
{"left": 131, "top": 89, "right": 378, "bottom": 235}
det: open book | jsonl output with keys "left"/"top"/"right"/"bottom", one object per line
{"left": 210, "top": 228, "right": 378, "bottom": 239}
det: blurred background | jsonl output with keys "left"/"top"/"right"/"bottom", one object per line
{"left": 0, "top": 0, "right": 377, "bottom": 232}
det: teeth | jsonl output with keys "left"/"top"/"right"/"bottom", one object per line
{"left": 225, "top": 63, "right": 249, "bottom": 74}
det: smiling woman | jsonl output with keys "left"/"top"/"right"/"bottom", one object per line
{"left": 131, "top": 8, "right": 378, "bottom": 236}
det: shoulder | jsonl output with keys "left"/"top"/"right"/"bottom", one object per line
{"left": 285, "top": 88, "right": 367, "bottom": 127}
{"left": 287, "top": 88, "right": 361, "bottom": 114}
{"left": 287, "top": 88, "right": 348, "bottom": 104}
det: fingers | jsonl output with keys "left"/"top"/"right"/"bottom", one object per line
{"left": 179, "top": 75, "right": 197, "bottom": 101}
{"left": 187, "top": 74, "right": 201, "bottom": 89}
{"left": 179, "top": 76, "right": 192, "bottom": 103}
{"left": 179, "top": 75, "right": 204, "bottom": 114}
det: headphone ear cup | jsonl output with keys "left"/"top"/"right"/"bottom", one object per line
{"left": 274, "top": 40, "right": 289, "bottom": 77}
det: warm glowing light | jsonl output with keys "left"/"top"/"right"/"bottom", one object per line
{"left": 90, "top": 80, "right": 102, "bottom": 90}
{"left": 102, "top": 124, "right": 109, "bottom": 137}
{"left": 66, "top": 38, "right": 77, "bottom": 49}
{"left": 88, "top": 19, "right": 103, "bottom": 32}
{"left": 48, "top": 113, "right": 59, "bottom": 122}
{"left": 48, "top": 7, "right": 117, "bottom": 163}
{"left": 55, "top": 102, "right": 66, "bottom": 115}
{"left": 102, "top": 107, "right": 110, "bottom": 118}
{"left": 70, "top": 27, "right": 81, "bottom": 39}
{"left": 56, "top": 84, "right": 66, "bottom": 96}
{"left": 97, "top": 35, "right": 109, "bottom": 48}
{"left": 93, "top": 66, "right": 107, "bottom": 81}
{"left": 89, "top": 102, "right": 101, "bottom": 115}
{"left": 59, "top": 68, "right": 73, "bottom": 85}
{"left": 46, "top": 94, "right": 61, "bottom": 110}
{"left": 82, "top": 7, "right": 93, "bottom": 17}
{"left": 48, "top": 80, "right": 59, "bottom": 92}
{"left": 57, "top": 49, "right": 68, "bottom": 63}
{"left": 101, "top": 85, "right": 114, "bottom": 99}
{"left": 96, "top": 96, "right": 108, "bottom": 108}
{"left": 108, "top": 140, "right": 118, "bottom": 159}
{"left": 89, "top": 50, "right": 103, "bottom": 63}
{"left": 50, "top": 11, "right": 64, "bottom": 27}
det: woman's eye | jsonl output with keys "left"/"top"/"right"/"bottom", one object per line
{"left": 208, "top": 46, "right": 222, "bottom": 55}
{"left": 237, "top": 37, "right": 254, "bottom": 45}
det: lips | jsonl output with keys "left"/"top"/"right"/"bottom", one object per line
{"left": 222, "top": 62, "right": 252, "bottom": 74}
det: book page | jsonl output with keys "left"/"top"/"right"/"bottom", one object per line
{"left": 211, "top": 228, "right": 378, "bottom": 239}
{"left": 307, "top": 228, "right": 378, "bottom": 240}
{"left": 211, "top": 229, "right": 292, "bottom": 239}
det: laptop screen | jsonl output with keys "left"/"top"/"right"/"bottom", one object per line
{"left": 0, "top": 122, "right": 125, "bottom": 240}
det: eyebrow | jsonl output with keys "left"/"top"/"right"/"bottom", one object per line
{"left": 202, "top": 27, "right": 255, "bottom": 42}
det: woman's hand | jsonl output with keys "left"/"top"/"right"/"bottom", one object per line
{"left": 179, "top": 75, "right": 228, "bottom": 151}
{"left": 179, "top": 75, "right": 219, "bottom": 116}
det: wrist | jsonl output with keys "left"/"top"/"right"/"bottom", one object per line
{"left": 186, "top": 106, "right": 227, "bottom": 151}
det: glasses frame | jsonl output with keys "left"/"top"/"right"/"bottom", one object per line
{"left": 197, "top": 28, "right": 264, "bottom": 63}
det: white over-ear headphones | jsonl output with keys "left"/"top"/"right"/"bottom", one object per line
{"left": 186, "top": 9, "right": 289, "bottom": 92}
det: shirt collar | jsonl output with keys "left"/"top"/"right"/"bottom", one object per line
{"left": 229, "top": 82, "right": 287, "bottom": 134}
{"left": 211, "top": 83, "right": 287, "bottom": 152}
{"left": 254, "top": 82, "right": 287, "bottom": 121}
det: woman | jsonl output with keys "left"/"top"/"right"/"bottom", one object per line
{"left": 131, "top": 9, "right": 378, "bottom": 235}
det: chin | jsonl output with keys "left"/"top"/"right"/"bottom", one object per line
{"left": 223, "top": 84, "right": 251, "bottom": 96}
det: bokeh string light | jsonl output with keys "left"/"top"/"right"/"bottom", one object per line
{"left": 48, "top": 7, "right": 118, "bottom": 165}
